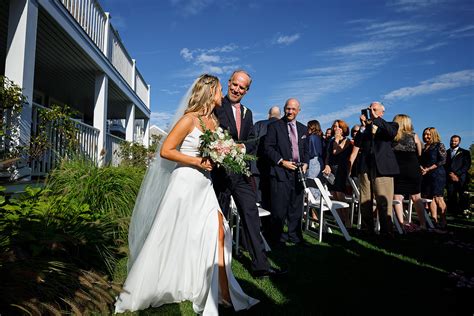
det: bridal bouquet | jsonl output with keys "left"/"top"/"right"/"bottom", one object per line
{"left": 199, "top": 127, "right": 255, "bottom": 176}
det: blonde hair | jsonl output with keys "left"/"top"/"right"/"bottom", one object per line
{"left": 184, "top": 74, "right": 220, "bottom": 126}
{"left": 393, "top": 114, "right": 414, "bottom": 142}
{"left": 423, "top": 127, "right": 441, "bottom": 144}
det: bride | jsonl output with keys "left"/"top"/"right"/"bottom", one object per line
{"left": 115, "top": 74, "right": 259, "bottom": 315}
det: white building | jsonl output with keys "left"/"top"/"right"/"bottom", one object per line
{"left": 1, "top": 0, "right": 151, "bottom": 175}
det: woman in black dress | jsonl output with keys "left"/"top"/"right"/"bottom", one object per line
{"left": 421, "top": 127, "right": 447, "bottom": 228}
{"left": 392, "top": 114, "right": 427, "bottom": 231}
{"left": 322, "top": 119, "right": 353, "bottom": 227}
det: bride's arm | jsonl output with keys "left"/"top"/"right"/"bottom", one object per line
{"left": 160, "top": 115, "right": 213, "bottom": 171}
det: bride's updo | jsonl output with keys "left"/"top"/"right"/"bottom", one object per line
{"left": 185, "top": 74, "right": 220, "bottom": 117}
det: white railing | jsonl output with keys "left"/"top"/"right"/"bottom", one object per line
{"left": 59, "top": 0, "right": 150, "bottom": 107}
{"left": 110, "top": 26, "right": 134, "bottom": 87}
{"left": 135, "top": 70, "right": 149, "bottom": 107}
{"left": 60, "top": 0, "right": 107, "bottom": 53}
{"left": 106, "top": 133, "right": 123, "bottom": 167}
{"left": 30, "top": 103, "right": 100, "bottom": 175}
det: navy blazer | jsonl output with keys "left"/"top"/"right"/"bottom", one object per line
{"left": 354, "top": 117, "right": 400, "bottom": 176}
{"left": 264, "top": 118, "right": 309, "bottom": 182}
{"left": 214, "top": 96, "right": 257, "bottom": 154}
{"left": 446, "top": 147, "right": 471, "bottom": 185}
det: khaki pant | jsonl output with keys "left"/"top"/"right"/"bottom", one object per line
{"left": 359, "top": 172, "right": 394, "bottom": 234}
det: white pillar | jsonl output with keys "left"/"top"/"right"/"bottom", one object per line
{"left": 125, "top": 104, "right": 135, "bottom": 142}
{"left": 131, "top": 59, "right": 136, "bottom": 91}
{"left": 93, "top": 73, "right": 108, "bottom": 164}
{"left": 147, "top": 84, "right": 151, "bottom": 108}
{"left": 143, "top": 118, "right": 150, "bottom": 148}
{"left": 103, "top": 12, "right": 111, "bottom": 59}
{"left": 5, "top": 0, "right": 38, "bottom": 147}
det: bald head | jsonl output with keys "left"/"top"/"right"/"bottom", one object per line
{"left": 284, "top": 98, "right": 301, "bottom": 122}
{"left": 268, "top": 106, "right": 281, "bottom": 119}
{"left": 370, "top": 101, "right": 385, "bottom": 117}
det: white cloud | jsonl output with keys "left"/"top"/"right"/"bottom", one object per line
{"left": 150, "top": 111, "right": 175, "bottom": 130}
{"left": 416, "top": 42, "right": 447, "bottom": 52}
{"left": 276, "top": 33, "right": 301, "bottom": 45}
{"left": 384, "top": 69, "right": 474, "bottom": 100}
{"left": 364, "top": 21, "right": 428, "bottom": 38}
{"left": 387, "top": 0, "right": 448, "bottom": 12}
{"left": 448, "top": 24, "right": 474, "bottom": 38}
{"left": 316, "top": 104, "right": 365, "bottom": 125}
{"left": 179, "top": 44, "right": 241, "bottom": 77}
{"left": 180, "top": 48, "right": 193, "bottom": 61}
{"left": 195, "top": 53, "right": 221, "bottom": 64}
{"left": 170, "top": 0, "right": 215, "bottom": 16}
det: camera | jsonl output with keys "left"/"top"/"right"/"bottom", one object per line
{"left": 295, "top": 162, "right": 308, "bottom": 189}
{"left": 361, "top": 108, "right": 369, "bottom": 118}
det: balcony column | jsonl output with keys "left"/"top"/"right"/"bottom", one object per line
{"left": 125, "top": 104, "right": 135, "bottom": 142}
{"left": 131, "top": 59, "right": 136, "bottom": 91}
{"left": 5, "top": 0, "right": 39, "bottom": 147}
{"left": 147, "top": 84, "right": 151, "bottom": 108}
{"left": 143, "top": 118, "right": 150, "bottom": 148}
{"left": 93, "top": 73, "right": 108, "bottom": 164}
{"left": 103, "top": 12, "right": 111, "bottom": 59}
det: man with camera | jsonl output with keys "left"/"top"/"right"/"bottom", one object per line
{"left": 264, "top": 98, "right": 309, "bottom": 246}
{"left": 349, "top": 101, "right": 399, "bottom": 237}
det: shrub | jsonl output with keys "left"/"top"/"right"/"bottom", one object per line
{"left": 45, "top": 157, "right": 144, "bottom": 241}
{"left": 0, "top": 186, "right": 121, "bottom": 314}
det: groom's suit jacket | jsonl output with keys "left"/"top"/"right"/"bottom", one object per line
{"left": 264, "top": 117, "right": 309, "bottom": 182}
{"left": 214, "top": 96, "right": 257, "bottom": 154}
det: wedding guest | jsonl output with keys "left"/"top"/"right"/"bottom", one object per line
{"left": 350, "top": 124, "right": 361, "bottom": 177}
{"left": 213, "top": 70, "right": 286, "bottom": 278}
{"left": 306, "top": 120, "right": 324, "bottom": 223}
{"left": 391, "top": 114, "right": 427, "bottom": 231}
{"left": 322, "top": 119, "right": 353, "bottom": 227}
{"left": 251, "top": 105, "right": 281, "bottom": 209}
{"left": 349, "top": 102, "right": 399, "bottom": 237}
{"left": 264, "top": 98, "right": 309, "bottom": 246}
{"left": 115, "top": 74, "right": 258, "bottom": 313}
{"left": 350, "top": 124, "right": 361, "bottom": 144}
{"left": 420, "top": 127, "right": 447, "bottom": 229}
{"left": 445, "top": 135, "right": 471, "bottom": 216}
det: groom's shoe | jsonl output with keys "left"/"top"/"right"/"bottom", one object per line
{"left": 252, "top": 267, "right": 288, "bottom": 279}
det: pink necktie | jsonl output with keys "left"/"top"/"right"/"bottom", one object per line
{"left": 289, "top": 122, "right": 299, "bottom": 162}
{"left": 234, "top": 104, "right": 241, "bottom": 138}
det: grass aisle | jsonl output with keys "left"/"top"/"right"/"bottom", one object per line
{"left": 114, "top": 216, "right": 474, "bottom": 315}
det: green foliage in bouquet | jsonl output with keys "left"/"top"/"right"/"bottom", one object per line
{"left": 199, "top": 124, "right": 256, "bottom": 176}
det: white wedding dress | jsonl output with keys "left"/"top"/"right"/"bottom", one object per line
{"left": 115, "top": 126, "right": 259, "bottom": 315}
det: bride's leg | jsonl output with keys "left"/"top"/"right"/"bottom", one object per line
{"left": 218, "top": 211, "right": 231, "bottom": 303}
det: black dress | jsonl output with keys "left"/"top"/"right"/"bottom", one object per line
{"left": 326, "top": 137, "right": 352, "bottom": 193}
{"left": 420, "top": 142, "right": 447, "bottom": 197}
{"left": 392, "top": 133, "right": 422, "bottom": 196}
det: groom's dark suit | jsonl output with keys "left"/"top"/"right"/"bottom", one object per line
{"left": 212, "top": 96, "right": 270, "bottom": 273}
{"left": 264, "top": 117, "right": 309, "bottom": 244}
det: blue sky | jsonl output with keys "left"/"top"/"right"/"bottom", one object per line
{"left": 102, "top": 0, "right": 474, "bottom": 146}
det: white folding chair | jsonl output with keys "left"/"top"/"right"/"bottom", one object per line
{"left": 404, "top": 197, "right": 435, "bottom": 229}
{"left": 304, "top": 178, "right": 351, "bottom": 242}
{"left": 229, "top": 197, "right": 271, "bottom": 256}
{"left": 348, "top": 176, "right": 361, "bottom": 229}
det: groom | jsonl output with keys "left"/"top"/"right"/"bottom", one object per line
{"left": 213, "top": 70, "right": 286, "bottom": 278}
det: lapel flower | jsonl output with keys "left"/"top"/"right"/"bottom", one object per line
{"left": 242, "top": 106, "right": 247, "bottom": 119}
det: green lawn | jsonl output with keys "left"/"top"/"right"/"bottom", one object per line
{"left": 114, "top": 216, "right": 474, "bottom": 315}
